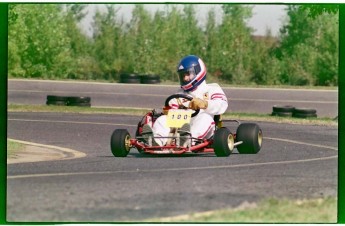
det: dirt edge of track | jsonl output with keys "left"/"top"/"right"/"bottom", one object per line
{"left": 7, "top": 139, "right": 86, "bottom": 164}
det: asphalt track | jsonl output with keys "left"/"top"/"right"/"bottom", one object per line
{"left": 6, "top": 80, "right": 338, "bottom": 222}
{"left": 8, "top": 79, "right": 338, "bottom": 118}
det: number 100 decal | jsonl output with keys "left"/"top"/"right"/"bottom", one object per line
{"left": 171, "top": 114, "right": 189, "bottom": 120}
{"left": 166, "top": 109, "right": 192, "bottom": 128}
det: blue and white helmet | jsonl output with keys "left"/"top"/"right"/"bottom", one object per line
{"left": 177, "top": 55, "right": 207, "bottom": 92}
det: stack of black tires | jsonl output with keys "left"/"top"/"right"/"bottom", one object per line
{"left": 119, "top": 73, "right": 160, "bottom": 84}
{"left": 272, "top": 105, "right": 317, "bottom": 118}
{"left": 46, "top": 95, "right": 69, "bottom": 106}
{"left": 46, "top": 95, "right": 91, "bottom": 107}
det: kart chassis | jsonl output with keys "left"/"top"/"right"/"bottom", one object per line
{"left": 110, "top": 93, "right": 263, "bottom": 157}
{"left": 132, "top": 119, "right": 243, "bottom": 155}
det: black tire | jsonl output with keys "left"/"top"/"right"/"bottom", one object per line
{"left": 67, "top": 96, "right": 91, "bottom": 103}
{"left": 272, "top": 112, "right": 293, "bottom": 117}
{"left": 120, "top": 73, "right": 141, "bottom": 83}
{"left": 141, "top": 75, "right": 161, "bottom": 84}
{"left": 141, "top": 79, "right": 160, "bottom": 84}
{"left": 293, "top": 108, "right": 317, "bottom": 114}
{"left": 272, "top": 105, "right": 295, "bottom": 113}
{"left": 213, "top": 127, "right": 235, "bottom": 157}
{"left": 236, "top": 123, "right": 263, "bottom": 154}
{"left": 46, "top": 100, "right": 67, "bottom": 106}
{"left": 121, "top": 78, "right": 141, "bottom": 83}
{"left": 66, "top": 96, "right": 91, "bottom": 107}
{"left": 47, "top": 95, "right": 68, "bottom": 102}
{"left": 292, "top": 113, "right": 317, "bottom": 118}
{"left": 110, "top": 129, "right": 131, "bottom": 157}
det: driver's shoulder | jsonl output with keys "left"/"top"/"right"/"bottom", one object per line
{"left": 206, "top": 83, "right": 223, "bottom": 92}
{"left": 207, "top": 83, "right": 221, "bottom": 88}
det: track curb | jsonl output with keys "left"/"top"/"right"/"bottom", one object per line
{"left": 7, "top": 139, "right": 86, "bottom": 164}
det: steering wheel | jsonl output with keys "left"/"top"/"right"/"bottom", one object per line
{"left": 164, "top": 93, "right": 200, "bottom": 117}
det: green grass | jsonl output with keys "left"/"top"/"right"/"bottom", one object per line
{"left": 223, "top": 112, "right": 337, "bottom": 126}
{"left": 7, "top": 139, "right": 24, "bottom": 157}
{"left": 8, "top": 104, "right": 150, "bottom": 115}
{"left": 146, "top": 197, "right": 337, "bottom": 223}
{"left": 8, "top": 104, "right": 338, "bottom": 126}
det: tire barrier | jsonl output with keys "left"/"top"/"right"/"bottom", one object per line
{"left": 119, "top": 73, "right": 161, "bottom": 84}
{"left": 120, "top": 73, "right": 141, "bottom": 84}
{"left": 67, "top": 96, "right": 91, "bottom": 107}
{"left": 271, "top": 105, "right": 295, "bottom": 117}
{"left": 46, "top": 95, "right": 91, "bottom": 107}
{"left": 46, "top": 95, "right": 68, "bottom": 106}
{"left": 140, "top": 74, "right": 161, "bottom": 84}
{"left": 272, "top": 105, "right": 317, "bottom": 118}
{"left": 292, "top": 108, "right": 317, "bottom": 118}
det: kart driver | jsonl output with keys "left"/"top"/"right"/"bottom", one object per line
{"left": 142, "top": 55, "right": 228, "bottom": 147}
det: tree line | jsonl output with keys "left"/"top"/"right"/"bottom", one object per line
{"left": 8, "top": 4, "right": 339, "bottom": 86}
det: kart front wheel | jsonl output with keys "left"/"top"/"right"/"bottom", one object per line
{"left": 111, "top": 129, "right": 131, "bottom": 157}
{"left": 236, "top": 123, "right": 263, "bottom": 154}
{"left": 213, "top": 127, "right": 235, "bottom": 157}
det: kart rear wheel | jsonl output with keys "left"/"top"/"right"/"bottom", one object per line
{"left": 111, "top": 129, "right": 131, "bottom": 157}
{"left": 213, "top": 127, "right": 235, "bottom": 157}
{"left": 236, "top": 123, "right": 263, "bottom": 154}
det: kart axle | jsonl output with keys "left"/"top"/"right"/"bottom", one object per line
{"left": 234, "top": 141, "right": 243, "bottom": 147}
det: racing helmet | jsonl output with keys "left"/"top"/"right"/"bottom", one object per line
{"left": 177, "top": 55, "right": 207, "bottom": 92}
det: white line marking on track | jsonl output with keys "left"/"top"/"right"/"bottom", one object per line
{"left": 9, "top": 78, "right": 338, "bottom": 92}
{"left": 9, "top": 89, "right": 337, "bottom": 104}
{"left": 265, "top": 137, "right": 338, "bottom": 151}
{"left": 7, "top": 155, "right": 337, "bottom": 180}
{"left": 8, "top": 116, "right": 337, "bottom": 179}
{"left": 230, "top": 98, "right": 337, "bottom": 104}
{"left": 8, "top": 118, "right": 135, "bottom": 127}
{"left": 9, "top": 89, "right": 167, "bottom": 98}
{"left": 7, "top": 137, "right": 337, "bottom": 179}
{"left": 8, "top": 118, "right": 339, "bottom": 151}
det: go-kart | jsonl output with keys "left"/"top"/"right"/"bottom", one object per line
{"left": 110, "top": 93, "right": 263, "bottom": 157}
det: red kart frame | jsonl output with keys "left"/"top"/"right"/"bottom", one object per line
{"left": 110, "top": 94, "right": 262, "bottom": 157}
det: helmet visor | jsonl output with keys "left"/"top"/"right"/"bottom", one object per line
{"left": 178, "top": 67, "right": 196, "bottom": 86}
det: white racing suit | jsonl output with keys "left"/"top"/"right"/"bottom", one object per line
{"left": 152, "top": 81, "right": 228, "bottom": 146}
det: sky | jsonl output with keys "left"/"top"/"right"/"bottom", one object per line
{"left": 247, "top": 5, "right": 287, "bottom": 36}
{"left": 80, "top": 4, "right": 288, "bottom": 37}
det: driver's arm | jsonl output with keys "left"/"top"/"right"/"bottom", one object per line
{"left": 204, "top": 87, "right": 228, "bottom": 115}
{"left": 205, "top": 96, "right": 228, "bottom": 115}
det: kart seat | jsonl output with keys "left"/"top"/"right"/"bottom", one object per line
{"left": 214, "top": 115, "right": 223, "bottom": 128}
